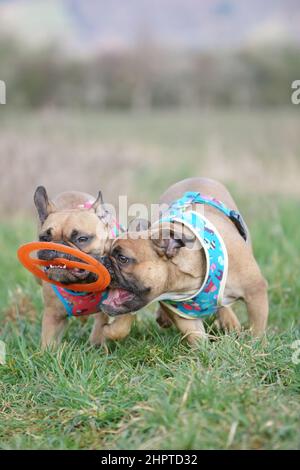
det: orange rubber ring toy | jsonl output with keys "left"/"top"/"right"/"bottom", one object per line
{"left": 17, "top": 242, "right": 111, "bottom": 292}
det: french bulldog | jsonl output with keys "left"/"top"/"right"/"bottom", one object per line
{"left": 34, "top": 186, "right": 122, "bottom": 349}
{"left": 100, "top": 177, "right": 269, "bottom": 345}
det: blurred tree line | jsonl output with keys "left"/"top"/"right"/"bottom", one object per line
{"left": 0, "top": 36, "right": 299, "bottom": 109}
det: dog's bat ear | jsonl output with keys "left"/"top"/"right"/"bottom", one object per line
{"left": 128, "top": 217, "right": 150, "bottom": 232}
{"left": 91, "top": 191, "right": 106, "bottom": 218}
{"left": 34, "top": 186, "right": 56, "bottom": 224}
{"left": 91, "top": 191, "right": 104, "bottom": 212}
{"left": 151, "top": 227, "right": 188, "bottom": 259}
{"left": 91, "top": 190, "right": 113, "bottom": 225}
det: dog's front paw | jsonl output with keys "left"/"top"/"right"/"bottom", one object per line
{"left": 89, "top": 331, "right": 108, "bottom": 352}
{"left": 216, "top": 307, "right": 241, "bottom": 333}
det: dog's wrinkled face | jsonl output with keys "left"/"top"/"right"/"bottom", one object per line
{"left": 101, "top": 227, "right": 201, "bottom": 316}
{"left": 101, "top": 235, "right": 163, "bottom": 315}
{"left": 34, "top": 186, "right": 110, "bottom": 285}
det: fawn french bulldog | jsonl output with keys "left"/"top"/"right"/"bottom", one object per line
{"left": 34, "top": 186, "right": 121, "bottom": 349}
{"left": 100, "top": 177, "right": 269, "bottom": 345}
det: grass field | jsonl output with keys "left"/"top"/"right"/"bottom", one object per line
{"left": 0, "top": 110, "right": 300, "bottom": 449}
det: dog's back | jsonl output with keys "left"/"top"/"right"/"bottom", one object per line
{"left": 159, "top": 177, "right": 251, "bottom": 246}
{"left": 159, "top": 177, "right": 237, "bottom": 209}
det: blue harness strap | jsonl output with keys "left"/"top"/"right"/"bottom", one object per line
{"left": 52, "top": 285, "right": 73, "bottom": 317}
{"left": 167, "top": 192, "right": 248, "bottom": 241}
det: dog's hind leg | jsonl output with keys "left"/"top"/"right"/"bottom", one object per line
{"left": 244, "top": 276, "right": 269, "bottom": 336}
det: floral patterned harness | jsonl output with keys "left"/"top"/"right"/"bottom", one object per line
{"left": 156, "top": 192, "right": 248, "bottom": 319}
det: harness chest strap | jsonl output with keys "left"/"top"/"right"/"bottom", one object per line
{"left": 52, "top": 286, "right": 108, "bottom": 317}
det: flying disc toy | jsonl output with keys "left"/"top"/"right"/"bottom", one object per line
{"left": 17, "top": 242, "right": 111, "bottom": 292}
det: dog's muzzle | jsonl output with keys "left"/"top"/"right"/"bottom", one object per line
{"left": 101, "top": 256, "right": 115, "bottom": 277}
{"left": 37, "top": 241, "right": 81, "bottom": 263}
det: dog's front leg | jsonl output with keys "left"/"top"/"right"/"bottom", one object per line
{"left": 170, "top": 312, "right": 207, "bottom": 346}
{"left": 216, "top": 306, "right": 241, "bottom": 333}
{"left": 41, "top": 308, "right": 67, "bottom": 350}
{"left": 89, "top": 311, "right": 110, "bottom": 346}
{"left": 102, "top": 314, "right": 134, "bottom": 342}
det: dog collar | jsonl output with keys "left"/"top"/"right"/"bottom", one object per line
{"left": 154, "top": 192, "right": 247, "bottom": 319}
{"left": 51, "top": 286, "right": 108, "bottom": 317}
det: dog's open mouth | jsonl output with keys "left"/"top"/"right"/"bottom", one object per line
{"left": 44, "top": 264, "right": 89, "bottom": 281}
{"left": 102, "top": 288, "right": 135, "bottom": 309}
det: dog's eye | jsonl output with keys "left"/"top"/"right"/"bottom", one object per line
{"left": 117, "top": 254, "right": 129, "bottom": 264}
{"left": 39, "top": 234, "right": 51, "bottom": 242}
{"left": 39, "top": 228, "right": 52, "bottom": 242}
{"left": 77, "top": 236, "right": 89, "bottom": 243}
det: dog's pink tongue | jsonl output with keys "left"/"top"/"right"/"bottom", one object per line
{"left": 103, "top": 288, "right": 134, "bottom": 308}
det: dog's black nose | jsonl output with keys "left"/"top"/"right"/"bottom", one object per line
{"left": 37, "top": 249, "right": 57, "bottom": 260}
{"left": 101, "top": 256, "right": 115, "bottom": 276}
{"left": 101, "top": 256, "right": 111, "bottom": 268}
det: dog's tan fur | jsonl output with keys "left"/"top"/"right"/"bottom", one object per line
{"left": 34, "top": 188, "right": 115, "bottom": 349}
{"left": 101, "top": 178, "right": 268, "bottom": 345}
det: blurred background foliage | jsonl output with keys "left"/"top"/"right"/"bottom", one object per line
{"left": 1, "top": 36, "right": 299, "bottom": 109}
{"left": 1, "top": 0, "right": 299, "bottom": 110}
{"left": 0, "top": 0, "right": 299, "bottom": 216}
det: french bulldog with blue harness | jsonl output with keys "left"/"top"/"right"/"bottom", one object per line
{"left": 101, "top": 178, "right": 269, "bottom": 345}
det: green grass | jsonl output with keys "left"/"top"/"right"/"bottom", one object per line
{"left": 0, "top": 197, "right": 300, "bottom": 449}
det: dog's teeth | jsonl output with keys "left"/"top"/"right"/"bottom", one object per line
{"left": 48, "top": 263, "right": 67, "bottom": 270}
